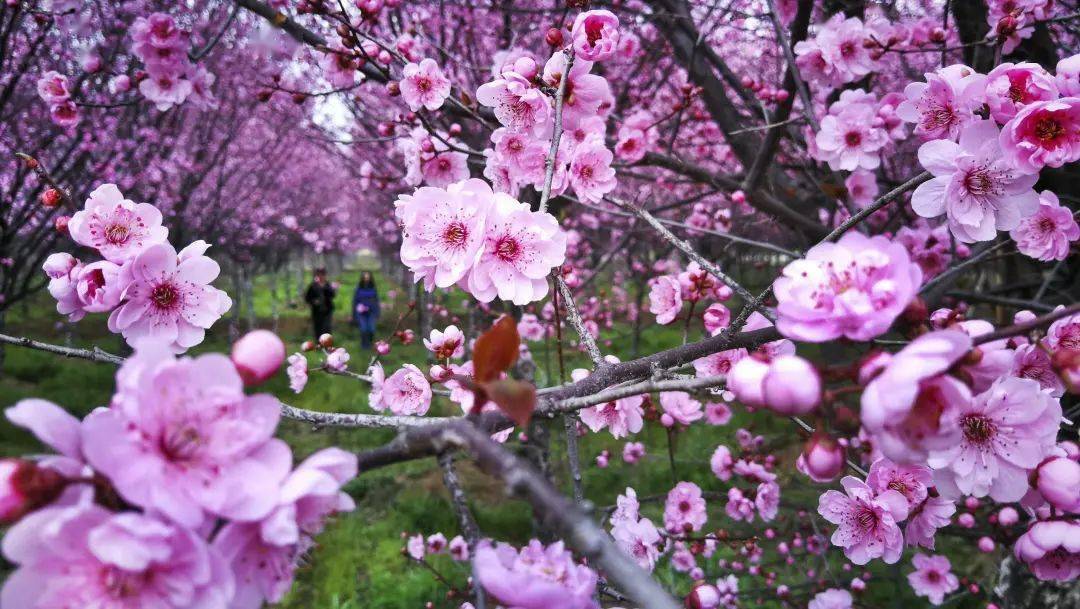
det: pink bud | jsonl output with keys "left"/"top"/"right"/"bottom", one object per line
{"left": 997, "top": 506, "right": 1019, "bottom": 526}
{"left": 429, "top": 364, "right": 452, "bottom": 382}
{"left": 796, "top": 432, "right": 845, "bottom": 482}
{"left": 958, "top": 513, "right": 976, "bottom": 528}
{"left": 1, "top": 459, "right": 65, "bottom": 524}
{"left": 1034, "top": 456, "right": 1080, "bottom": 512}
{"left": 377, "top": 50, "right": 392, "bottom": 64}
{"left": 685, "top": 582, "right": 721, "bottom": 609}
{"left": 728, "top": 357, "right": 768, "bottom": 407}
{"left": 512, "top": 56, "right": 538, "bottom": 79}
{"left": 660, "top": 413, "right": 675, "bottom": 428}
{"left": 231, "top": 330, "right": 286, "bottom": 386}
{"left": 977, "top": 536, "right": 995, "bottom": 553}
{"left": 762, "top": 355, "right": 821, "bottom": 415}
{"left": 702, "top": 303, "right": 731, "bottom": 335}
{"left": 318, "top": 333, "right": 334, "bottom": 348}
{"left": 375, "top": 340, "right": 391, "bottom": 355}
{"left": 731, "top": 190, "right": 746, "bottom": 205}
{"left": 964, "top": 496, "right": 980, "bottom": 510}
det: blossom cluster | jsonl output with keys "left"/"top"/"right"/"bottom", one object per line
{"left": 129, "top": 13, "right": 215, "bottom": 111}
{"left": 44, "top": 184, "right": 231, "bottom": 352}
{"left": 0, "top": 342, "right": 357, "bottom": 609}
{"left": 35, "top": 71, "right": 79, "bottom": 127}
{"left": 395, "top": 178, "right": 567, "bottom": 305}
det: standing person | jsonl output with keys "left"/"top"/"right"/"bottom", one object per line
{"left": 305, "top": 267, "right": 337, "bottom": 339}
{"left": 352, "top": 271, "right": 381, "bottom": 349}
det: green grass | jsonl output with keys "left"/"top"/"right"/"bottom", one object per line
{"left": 0, "top": 258, "right": 992, "bottom": 608}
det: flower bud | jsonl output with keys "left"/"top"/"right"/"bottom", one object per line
{"left": 375, "top": 340, "right": 391, "bottom": 355}
{"left": 386, "top": 81, "right": 401, "bottom": 96}
{"left": 318, "top": 333, "right": 334, "bottom": 348}
{"left": 685, "top": 581, "right": 721, "bottom": 609}
{"left": 545, "top": 27, "right": 564, "bottom": 47}
{"left": 762, "top": 355, "right": 820, "bottom": 415}
{"left": 40, "top": 188, "right": 62, "bottom": 208}
{"left": 997, "top": 506, "right": 1019, "bottom": 526}
{"left": 301, "top": 339, "right": 317, "bottom": 352}
{"left": 231, "top": 330, "right": 286, "bottom": 386}
{"left": 977, "top": 536, "right": 995, "bottom": 552}
{"left": 54, "top": 215, "right": 70, "bottom": 234}
{"left": 1, "top": 459, "right": 65, "bottom": 524}
{"left": 796, "top": 432, "right": 845, "bottom": 482}
{"left": 429, "top": 364, "right": 452, "bottom": 382}
{"left": 1033, "top": 456, "right": 1080, "bottom": 512}
{"left": 728, "top": 356, "right": 768, "bottom": 407}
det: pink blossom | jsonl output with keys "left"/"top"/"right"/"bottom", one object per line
{"left": 325, "top": 347, "right": 350, "bottom": 372}
{"left": 795, "top": 14, "right": 875, "bottom": 87}
{"left": 1012, "top": 343, "right": 1066, "bottom": 396}
{"left": 710, "top": 445, "right": 734, "bottom": 481}
{"left": 610, "top": 487, "right": 640, "bottom": 527}
{"left": 131, "top": 12, "right": 185, "bottom": 50}
{"left": 913, "top": 119, "right": 1040, "bottom": 242}
{"left": 928, "top": 376, "right": 1062, "bottom": 502}
{"left": 774, "top": 231, "right": 922, "bottom": 342}
{"left": 231, "top": 330, "right": 286, "bottom": 387}
{"left": 664, "top": 481, "right": 707, "bottom": 533}
{"left": 659, "top": 391, "right": 703, "bottom": 426}
{"left": 648, "top": 275, "right": 682, "bottom": 325}
{"left": 1045, "top": 310, "right": 1080, "bottom": 353}
{"left": 1013, "top": 520, "right": 1080, "bottom": 582}
{"left": 861, "top": 330, "right": 972, "bottom": 462}
{"left": 1056, "top": 54, "right": 1080, "bottom": 97}
{"left": 865, "top": 458, "right": 932, "bottom": 509}
{"left": 474, "top": 540, "right": 598, "bottom": 609}
{"left": 425, "top": 325, "right": 465, "bottom": 360}
{"left": 542, "top": 53, "right": 611, "bottom": 128}
{"left": 82, "top": 343, "right": 290, "bottom": 527}
{"left": 48, "top": 100, "right": 79, "bottom": 127}
{"left": 321, "top": 50, "right": 357, "bottom": 89}
{"left": 702, "top": 303, "right": 731, "bottom": 335}
{"left": 369, "top": 363, "right": 432, "bottom": 416}
{"left": 984, "top": 62, "right": 1059, "bottom": 124}
{"left": 908, "top": 554, "right": 960, "bottom": 606}
{"left": 905, "top": 496, "right": 956, "bottom": 549}
{"left": 845, "top": 170, "right": 879, "bottom": 207}
{"left": 814, "top": 102, "right": 888, "bottom": 171}
{"left": 1010, "top": 190, "right": 1079, "bottom": 261}
{"left": 400, "top": 58, "right": 451, "bottom": 111}
{"left": 449, "top": 535, "right": 469, "bottom": 560}
{"left": 396, "top": 179, "right": 493, "bottom": 290}
{"left": 576, "top": 358, "right": 645, "bottom": 438}
{"left": 896, "top": 64, "right": 982, "bottom": 140}
{"left": 1034, "top": 457, "right": 1080, "bottom": 513}
{"left": 517, "top": 314, "right": 545, "bottom": 341}
{"left": 107, "top": 241, "right": 231, "bottom": 352}
{"left": 818, "top": 476, "right": 909, "bottom": 565}
{"left": 999, "top": 97, "right": 1080, "bottom": 173}
{"left": 68, "top": 183, "right": 168, "bottom": 263}
{"left": 1, "top": 502, "right": 235, "bottom": 609}
{"left": 215, "top": 447, "right": 356, "bottom": 608}
{"left": 725, "top": 487, "right": 755, "bottom": 522}
{"left": 139, "top": 74, "right": 194, "bottom": 111}
{"left": 761, "top": 355, "right": 821, "bottom": 415}
{"left": 568, "top": 138, "right": 616, "bottom": 204}
{"left": 467, "top": 195, "right": 567, "bottom": 305}
{"left": 286, "top": 353, "right": 308, "bottom": 393}
{"left": 895, "top": 221, "right": 961, "bottom": 279}
{"left": 571, "top": 10, "right": 620, "bottom": 62}
{"left": 622, "top": 441, "right": 646, "bottom": 464}
{"left": 421, "top": 151, "right": 470, "bottom": 187}
{"left": 36, "top": 71, "right": 71, "bottom": 103}
{"left": 808, "top": 588, "right": 852, "bottom": 609}
{"left": 490, "top": 128, "right": 547, "bottom": 180}
{"left": 406, "top": 534, "right": 425, "bottom": 560}
{"left": 755, "top": 481, "right": 780, "bottom": 521}
{"left": 611, "top": 516, "right": 662, "bottom": 571}
{"left": 797, "top": 434, "right": 846, "bottom": 483}
{"left": 705, "top": 401, "right": 733, "bottom": 425}
{"left": 476, "top": 71, "right": 551, "bottom": 136}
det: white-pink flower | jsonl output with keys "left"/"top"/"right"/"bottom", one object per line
{"left": 896, "top": 64, "right": 983, "bottom": 141}
{"left": 912, "top": 120, "right": 1040, "bottom": 243}
{"left": 68, "top": 183, "right": 168, "bottom": 263}
{"left": 907, "top": 554, "right": 959, "bottom": 605}
{"left": 817, "top": 476, "right": 908, "bottom": 565}
{"left": 814, "top": 103, "right": 889, "bottom": 171}
{"left": 466, "top": 194, "right": 567, "bottom": 305}
{"left": 286, "top": 353, "right": 308, "bottom": 393}
{"left": 400, "top": 58, "right": 451, "bottom": 112}
{"left": 568, "top": 138, "right": 616, "bottom": 204}
{"left": 369, "top": 363, "right": 432, "bottom": 416}
{"left": 648, "top": 275, "right": 682, "bottom": 325}
{"left": 1010, "top": 190, "right": 1079, "bottom": 261}
{"left": 424, "top": 325, "right": 465, "bottom": 360}
{"left": 107, "top": 241, "right": 231, "bottom": 352}
{"left": 36, "top": 71, "right": 71, "bottom": 103}
{"left": 476, "top": 71, "right": 551, "bottom": 136}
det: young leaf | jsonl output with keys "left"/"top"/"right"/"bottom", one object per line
{"left": 472, "top": 315, "right": 520, "bottom": 383}
{"left": 481, "top": 379, "right": 537, "bottom": 427}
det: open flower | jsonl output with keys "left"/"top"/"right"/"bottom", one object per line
{"left": 1013, "top": 520, "right": 1080, "bottom": 582}
{"left": 369, "top": 364, "right": 431, "bottom": 416}
{"left": 773, "top": 231, "right": 922, "bottom": 342}
{"left": 818, "top": 476, "right": 909, "bottom": 565}
{"left": 1010, "top": 190, "right": 1080, "bottom": 261}
{"left": 474, "top": 540, "right": 598, "bottom": 609}
{"left": 907, "top": 554, "right": 959, "bottom": 605}
{"left": 107, "top": 241, "right": 232, "bottom": 352}
{"left": 896, "top": 64, "right": 982, "bottom": 140}
{"left": 983, "top": 62, "right": 1059, "bottom": 124}
{"left": 400, "top": 58, "right": 451, "bottom": 111}
{"left": 912, "top": 120, "right": 1040, "bottom": 242}
{"left": 999, "top": 97, "right": 1080, "bottom": 173}
{"left": 68, "top": 183, "right": 168, "bottom": 263}
{"left": 571, "top": 10, "right": 620, "bottom": 61}
{"left": 649, "top": 275, "right": 683, "bottom": 325}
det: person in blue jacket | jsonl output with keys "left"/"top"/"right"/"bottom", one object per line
{"left": 352, "top": 271, "right": 381, "bottom": 349}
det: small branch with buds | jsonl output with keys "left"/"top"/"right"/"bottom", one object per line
{"left": 14, "top": 153, "right": 74, "bottom": 209}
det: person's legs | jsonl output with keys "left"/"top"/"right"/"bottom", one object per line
{"left": 314, "top": 314, "right": 332, "bottom": 338}
{"left": 358, "top": 315, "right": 374, "bottom": 348}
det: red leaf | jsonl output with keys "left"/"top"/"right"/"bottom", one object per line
{"left": 472, "top": 315, "right": 520, "bottom": 383}
{"left": 480, "top": 379, "right": 537, "bottom": 427}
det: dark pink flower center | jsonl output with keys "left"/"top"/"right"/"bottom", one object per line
{"left": 927, "top": 570, "right": 941, "bottom": 583}
{"left": 1034, "top": 117, "right": 1064, "bottom": 142}
{"left": 961, "top": 414, "right": 995, "bottom": 444}
{"left": 495, "top": 236, "right": 521, "bottom": 262}
{"left": 856, "top": 506, "right": 879, "bottom": 530}
{"left": 150, "top": 283, "right": 180, "bottom": 309}
{"left": 161, "top": 425, "right": 202, "bottom": 461}
{"left": 442, "top": 221, "right": 468, "bottom": 247}
{"left": 416, "top": 77, "right": 431, "bottom": 93}
{"left": 103, "top": 566, "right": 151, "bottom": 598}
{"left": 962, "top": 168, "right": 1000, "bottom": 197}
{"left": 585, "top": 19, "right": 605, "bottom": 46}
{"left": 844, "top": 131, "right": 862, "bottom": 146}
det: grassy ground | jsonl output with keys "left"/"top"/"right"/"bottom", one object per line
{"left": 0, "top": 259, "right": 988, "bottom": 608}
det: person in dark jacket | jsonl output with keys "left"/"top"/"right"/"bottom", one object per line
{"left": 352, "top": 271, "right": 381, "bottom": 349}
{"left": 305, "top": 267, "right": 337, "bottom": 339}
